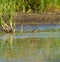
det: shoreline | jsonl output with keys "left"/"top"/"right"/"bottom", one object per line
{"left": 2, "top": 12, "right": 60, "bottom": 26}
{"left": 12, "top": 12, "right": 60, "bottom": 26}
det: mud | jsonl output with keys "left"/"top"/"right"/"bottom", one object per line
{"left": 12, "top": 12, "right": 60, "bottom": 26}
{"left": 2, "top": 12, "right": 60, "bottom": 26}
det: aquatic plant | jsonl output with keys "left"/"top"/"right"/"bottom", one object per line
{"left": 0, "top": 0, "right": 16, "bottom": 33}
{"left": 15, "top": 0, "right": 60, "bottom": 12}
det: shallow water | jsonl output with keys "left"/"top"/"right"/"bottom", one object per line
{"left": 15, "top": 24, "right": 60, "bottom": 31}
{"left": 0, "top": 25, "right": 60, "bottom": 62}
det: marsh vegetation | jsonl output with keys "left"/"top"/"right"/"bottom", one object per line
{"left": 0, "top": 0, "right": 60, "bottom": 62}
{"left": 0, "top": 0, "right": 60, "bottom": 33}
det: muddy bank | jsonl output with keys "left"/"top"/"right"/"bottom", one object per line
{"left": 4, "top": 12, "right": 60, "bottom": 26}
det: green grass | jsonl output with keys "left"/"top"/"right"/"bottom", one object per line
{"left": 0, "top": 0, "right": 60, "bottom": 15}
{"left": 15, "top": 0, "right": 60, "bottom": 13}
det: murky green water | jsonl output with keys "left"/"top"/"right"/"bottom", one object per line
{"left": 0, "top": 25, "right": 60, "bottom": 62}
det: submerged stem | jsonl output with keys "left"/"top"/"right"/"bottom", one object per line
{"left": 0, "top": 16, "right": 14, "bottom": 33}
{"left": 7, "top": 14, "right": 15, "bottom": 32}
